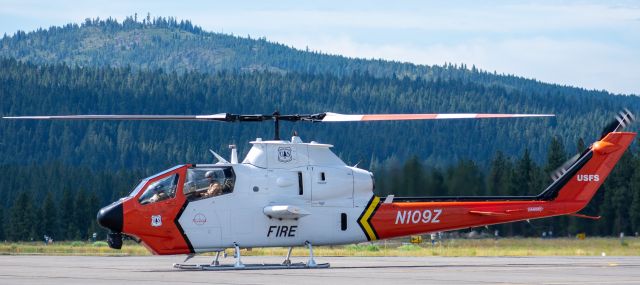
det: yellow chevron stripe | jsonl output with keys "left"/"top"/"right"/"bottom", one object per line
{"left": 358, "top": 196, "right": 381, "bottom": 241}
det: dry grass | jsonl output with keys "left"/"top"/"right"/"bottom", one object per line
{"left": 0, "top": 238, "right": 638, "bottom": 257}
{"left": 246, "top": 237, "right": 640, "bottom": 257}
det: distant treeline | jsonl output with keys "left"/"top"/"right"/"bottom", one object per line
{"left": 0, "top": 163, "right": 140, "bottom": 241}
{"left": 0, "top": 136, "right": 638, "bottom": 242}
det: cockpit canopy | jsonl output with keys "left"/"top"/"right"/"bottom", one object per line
{"left": 129, "top": 165, "right": 236, "bottom": 205}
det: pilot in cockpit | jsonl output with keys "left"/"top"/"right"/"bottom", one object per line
{"left": 203, "top": 170, "right": 223, "bottom": 197}
{"left": 148, "top": 184, "right": 169, "bottom": 203}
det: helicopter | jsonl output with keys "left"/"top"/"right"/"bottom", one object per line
{"left": 3, "top": 110, "right": 636, "bottom": 270}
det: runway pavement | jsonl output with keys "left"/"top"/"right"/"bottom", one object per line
{"left": 0, "top": 255, "right": 638, "bottom": 284}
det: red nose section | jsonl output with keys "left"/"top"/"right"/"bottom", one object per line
{"left": 122, "top": 166, "right": 193, "bottom": 255}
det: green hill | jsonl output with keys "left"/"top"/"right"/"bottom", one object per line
{"left": 1, "top": 58, "right": 637, "bottom": 171}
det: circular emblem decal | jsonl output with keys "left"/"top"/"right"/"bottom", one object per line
{"left": 192, "top": 213, "right": 207, "bottom": 225}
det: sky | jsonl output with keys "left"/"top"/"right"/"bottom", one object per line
{"left": 1, "top": 0, "right": 639, "bottom": 95}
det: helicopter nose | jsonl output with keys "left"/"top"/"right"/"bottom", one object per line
{"left": 97, "top": 201, "right": 123, "bottom": 233}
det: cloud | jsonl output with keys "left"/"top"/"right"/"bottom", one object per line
{"left": 184, "top": 2, "right": 640, "bottom": 34}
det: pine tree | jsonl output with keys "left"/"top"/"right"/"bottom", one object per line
{"left": 42, "top": 191, "right": 59, "bottom": 240}
{"left": 607, "top": 151, "right": 635, "bottom": 235}
{"left": 511, "top": 148, "right": 535, "bottom": 196}
{"left": 509, "top": 149, "right": 538, "bottom": 236}
{"left": 612, "top": 186, "right": 630, "bottom": 235}
{"left": 543, "top": 137, "right": 567, "bottom": 236}
{"left": 8, "top": 192, "right": 33, "bottom": 241}
{"left": 544, "top": 136, "right": 567, "bottom": 179}
{"left": 30, "top": 205, "right": 43, "bottom": 241}
{"left": 402, "top": 156, "right": 424, "bottom": 196}
{"left": 446, "top": 160, "right": 485, "bottom": 196}
{"left": 576, "top": 138, "right": 586, "bottom": 154}
{"left": 0, "top": 206, "right": 4, "bottom": 240}
{"left": 425, "top": 169, "right": 447, "bottom": 196}
{"left": 86, "top": 191, "right": 102, "bottom": 239}
{"left": 59, "top": 188, "right": 74, "bottom": 240}
{"left": 73, "top": 189, "right": 88, "bottom": 240}
{"left": 487, "top": 151, "right": 511, "bottom": 196}
{"left": 629, "top": 164, "right": 640, "bottom": 236}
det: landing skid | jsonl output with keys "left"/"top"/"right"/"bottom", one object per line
{"left": 173, "top": 241, "right": 330, "bottom": 271}
{"left": 173, "top": 262, "right": 330, "bottom": 271}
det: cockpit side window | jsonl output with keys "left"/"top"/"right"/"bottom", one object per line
{"left": 184, "top": 167, "right": 235, "bottom": 201}
{"left": 138, "top": 174, "right": 179, "bottom": 205}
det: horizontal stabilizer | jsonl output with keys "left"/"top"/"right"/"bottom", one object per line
{"left": 569, "top": 213, "right": 601, "bottom": 220}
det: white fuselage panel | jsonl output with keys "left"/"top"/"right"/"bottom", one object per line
{"left": 179, "top": 139, "right": 374, "bottom": 250}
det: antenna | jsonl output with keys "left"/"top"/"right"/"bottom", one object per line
{"left": 229, "top": 144, "right": 238, "bottom": 164}
{"left": 209, "top": 149, "right": 229, "bottom": 164}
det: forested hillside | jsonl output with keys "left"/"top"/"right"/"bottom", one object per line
{"left": 2, "top": 59, "right": 638, "bottom": 171}
{"left": 0, "top": 17, "right": 639, "bottom": 240}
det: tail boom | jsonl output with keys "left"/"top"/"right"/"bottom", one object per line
{"left": 359, "top": 131, "right": 636, "bottom": 241}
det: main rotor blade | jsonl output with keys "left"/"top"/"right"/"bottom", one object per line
{"left": 2, "top": 114, "right": 229, "bottom": 121}
{"left": 320, "top": 112, "right": 554, "bottom": 122}
{"left": 3, "top": 112, "right": 555, "bottom": 123}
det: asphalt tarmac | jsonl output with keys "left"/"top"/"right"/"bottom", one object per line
{"left": 0, "top": 255, "right": 638, "bottom": 285}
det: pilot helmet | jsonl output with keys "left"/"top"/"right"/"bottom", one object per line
{"left": 204, "top": 170, "right": 216, "bottom": 179}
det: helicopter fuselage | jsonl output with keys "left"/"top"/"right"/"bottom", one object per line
{"left": 98, "top": 131, "right": 636, "bottom": 255}
{"left": 101, "top": 137, "right": 376, "bottom": 254}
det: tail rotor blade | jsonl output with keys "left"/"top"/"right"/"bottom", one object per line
{"left": 600, "top": 109, "right": 635, "bottom": 139}
{"left": 551, "top": 153, "right": 580, "bottom": 181}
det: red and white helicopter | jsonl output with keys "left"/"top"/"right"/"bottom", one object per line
{"left": 4, "top": 110, "right": 636, "bottom": 270}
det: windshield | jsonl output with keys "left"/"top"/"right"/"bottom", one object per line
{"left": 139, "top": 174, "right": 179, "bottom": 205}
{"left": 127, "top": 165, "right": 185, "bottom": 198}
{"left": 128, "top": 178, "right": 151, "bottom": 198}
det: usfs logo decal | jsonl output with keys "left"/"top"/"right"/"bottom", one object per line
{"left": 277, "top": 146, "right": 294, "bottom": 163}
{"left": 576, "top": 174, "right": 599, "bottom": 182}
{"left": 151, "top": 215, "right": 162, "bottom": 227}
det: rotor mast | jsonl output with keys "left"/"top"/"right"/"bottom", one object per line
{"left": 273, "top": 111, "right": 281, "bottom": 140}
